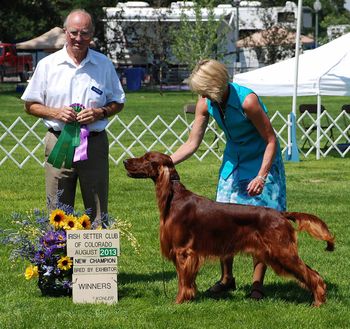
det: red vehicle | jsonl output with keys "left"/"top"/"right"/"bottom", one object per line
{"left": 0, "top": 43, "right": 33, "bottom": 82}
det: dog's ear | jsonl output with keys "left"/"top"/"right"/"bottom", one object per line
{"left": 162, "top": 156, "right": 180, "bottom": 181}
{"left": 150, "top": 155, "right": 180, "bottom": 181}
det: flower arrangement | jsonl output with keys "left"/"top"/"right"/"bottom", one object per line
{"left": 1, "top": 204, "right": 139, "bottom": 297}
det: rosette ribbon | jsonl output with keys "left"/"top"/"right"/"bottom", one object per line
{"left": 47, "top": 103, "right": 85, "bottom": 169}
{"left": 73, "top": 125, "right": 89, "bottom": 162}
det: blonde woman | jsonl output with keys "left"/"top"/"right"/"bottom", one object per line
{"left": 171, "top": 59, "right": 286, "bottom": 300}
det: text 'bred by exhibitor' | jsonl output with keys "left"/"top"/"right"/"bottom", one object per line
{"left": 67, "top": 230, "right": 120, "bottom": 304}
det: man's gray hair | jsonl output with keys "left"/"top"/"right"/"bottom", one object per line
{"left": 63, "top": 9, "right": 95, "bottom": 33}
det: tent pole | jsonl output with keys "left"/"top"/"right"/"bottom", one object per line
{"left": 292, "top": 0, "right": 303, "bottom": 116}
{"left": 316, "top": 94, "right": 321, "bottom": 159}
{"left": 286, "top": 0, "right": 302, "bottom": 162}
{"left": 285, "top": 112, "right": 299, "bottom": 162}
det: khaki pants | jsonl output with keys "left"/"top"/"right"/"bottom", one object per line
{"left": 45, "top": 130, "right": 109, "bottom": 223}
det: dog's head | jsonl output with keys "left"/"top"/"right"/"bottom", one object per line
{"left": 123, "top": 151, "right": 180, "bottom": 181}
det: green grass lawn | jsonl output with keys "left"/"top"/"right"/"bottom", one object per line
{"left": 0, "top": 82, "right": 349, "bottom": 328}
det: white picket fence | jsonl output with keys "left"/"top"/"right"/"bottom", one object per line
{"left": 0, "top": 110, "right": 349, "bottom": 168}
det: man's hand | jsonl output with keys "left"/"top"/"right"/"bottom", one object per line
{"left": 55, "top": 106, "right": 78, "bottom": 123}
{"left": 76, "top": 107, "right": 102, "bottom": 124}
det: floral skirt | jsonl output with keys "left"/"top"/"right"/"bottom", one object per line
{"left": 216, "top": 155, "right": 286, "bottom": 211}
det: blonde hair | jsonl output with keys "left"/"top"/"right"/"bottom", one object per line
{"left": 189, "top": 59, "right": 229, "bottom": 103}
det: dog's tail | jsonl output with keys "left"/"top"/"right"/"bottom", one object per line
{"left": 282, "top": 211, "right": 335, "bottom": 251}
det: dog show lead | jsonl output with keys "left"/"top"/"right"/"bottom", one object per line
{"left": 124, "top": 151, "right": 334, "bottom": 306}
{"left": 170, "top": 59, "right": 286, "bottom": 300}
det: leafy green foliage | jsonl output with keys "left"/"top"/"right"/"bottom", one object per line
{"left": 170, "top": 0, "right": 229, "bottom": 70}
{"left": 0, "top": 0, "right": 115, "bottom": 44}
{"left": 0, "top": 1, "right": 61, "bottom": 42}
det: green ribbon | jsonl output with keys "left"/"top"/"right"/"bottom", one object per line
{"left": 47, "top": 104, "right": 84, "bottom": 169}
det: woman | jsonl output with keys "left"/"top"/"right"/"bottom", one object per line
{"left": 170, "top": 59, "right": 286, "bottom": 300}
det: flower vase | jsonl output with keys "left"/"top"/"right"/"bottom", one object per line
{"left": 38, "top": 270, "right": 72, "bottom": 297}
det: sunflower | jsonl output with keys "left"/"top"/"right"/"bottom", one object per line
{"left": 49, "top": 209, "right": 67, "bottom": 229}
{"left": 57, "top": 256, "right": 73, "bottom": 271}
{"left": 64, "top": 215, "right": 83, "bottom": 230}
{"left": 79, "top": 214, "right": 91, "bottom": 229}
{"left": 24, "top": 265, "right": 38, "bottom": 280}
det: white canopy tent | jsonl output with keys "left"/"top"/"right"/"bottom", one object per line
{"left": 233, "top": 33, "right": 350, "bottom": 159}
{"left": 16, "top": 27, "right": 95, "bottom": 67}
{"left": 233, "top": 33, "right": 350, "bottom": 97}
{"left": 16, "top": 27, "right": 66, "bottom": 67}
{"left": 16, "top": 27, "right": 66, "bottom": 51}
{"left": 236, "top": 27, "right": 314, "bottom": 48}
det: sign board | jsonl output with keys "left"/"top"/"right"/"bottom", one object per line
{"left": 66, "top": 230, "right": 120, "bottom": 257}
{"left": 73, "top": 256, "right": 118, "bottom": 275}
{"left": 72, "top": 274, "right": 118, "bottom": 304}
{"left": 66, "top": 229, "right": 120, "bottom": 304}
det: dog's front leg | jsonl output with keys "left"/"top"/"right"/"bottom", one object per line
{"left": 174, "top": 248, "right": 200, "bottom": 303}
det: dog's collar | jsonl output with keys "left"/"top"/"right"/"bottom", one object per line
{"left": 170, "top": 173, "right": 180, "bottom": 181}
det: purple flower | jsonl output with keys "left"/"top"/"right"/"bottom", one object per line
{"left": 42, "top": 265, "right": 54, "bottom": 276}
{"left": 34, "top": 250, "right": 46, "bottom": 265}
{"left": 43, "top": 245, "right": 57, "bottom": 259}
{"left": 42, "top": 231, "right": 57, "bottom": 246}
{"left": 40, "top": 230, "right": 66, "bottom": 249}
{"left": 55, "top": 230, "right": 66, "bottom": 246}
{"left": 62, "top": 280, "right": 72, "bottom": 289}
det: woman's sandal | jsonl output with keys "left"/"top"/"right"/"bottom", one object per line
{"left": 206, "top": 278, "right": 236, "bottom": 295}
{"left": 249, "top": 281, "right": 265, "bottom": 301}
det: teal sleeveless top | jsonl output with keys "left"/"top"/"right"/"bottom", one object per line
{"left": 207, "top": 82, "right": 273, "bottom": 181}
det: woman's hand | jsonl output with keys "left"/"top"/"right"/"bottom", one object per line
{"left": 247, "top": 176, "right": 266, "bottom": 196}
{"left": 243, "top": 93, "right": 276, "bottom": 197}
{"left": 171, "top": 97, "right": 209, "bottom": 165}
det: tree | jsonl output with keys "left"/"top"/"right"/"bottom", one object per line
{"left": 294, "top": 0, "right": 349, "bottom": 44}
{"left": 0, "top": 1, "right": 61, "bottom": 42}
{"left": 0, "top": 0, "right": 114, "bottom": 47}
{"left": 170, "top": 0, "right": 229, "bottom": 71}
{"left": 104, "top": 1, "right": 176, "bottom": 93}
{"left": 240, "top": 6, "right": 296, "bottom": 66}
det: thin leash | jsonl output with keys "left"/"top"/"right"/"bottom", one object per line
{"left": 161, "top": 256, "right": 170, "bottom": 299}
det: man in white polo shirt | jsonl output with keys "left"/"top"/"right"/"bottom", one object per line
{"left": 22, "top": 9, "right": 125, "bottom": 223}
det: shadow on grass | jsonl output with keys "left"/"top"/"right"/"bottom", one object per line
{"left": 117, "top": 270, "right": 177, "bottom": 300}
{"left": 196, "top": 280, "right": 339, "bottom": 306}
{"left": 117, "top": 270, "right": 338, "bottom": 306}
{"left": 118, "top": 270, "right": 176, "bottom": 284}
{"left": 265, "top": 280, "right": 338, "bottom": 305}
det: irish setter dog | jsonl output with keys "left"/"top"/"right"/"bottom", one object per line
{"left": 123, "top": 151, "right": 335, "bottom": 306}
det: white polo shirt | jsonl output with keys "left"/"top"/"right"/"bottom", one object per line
{"left": 22, "top": 45, "right": 125, "bottom": 132}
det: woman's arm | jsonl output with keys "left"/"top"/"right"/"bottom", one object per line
{"left": 171, "top": 97, "right": 209, "bottom": 165}
{"left": 243, "top": 93, "right": 277, "bottom": 196}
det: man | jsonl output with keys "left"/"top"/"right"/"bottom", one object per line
{"left": 22, "top": 9, "right": 125, "bottom": 222}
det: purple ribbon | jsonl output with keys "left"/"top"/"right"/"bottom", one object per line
{"left": 73, "top": 125, "right": 89, "bottom": 162}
